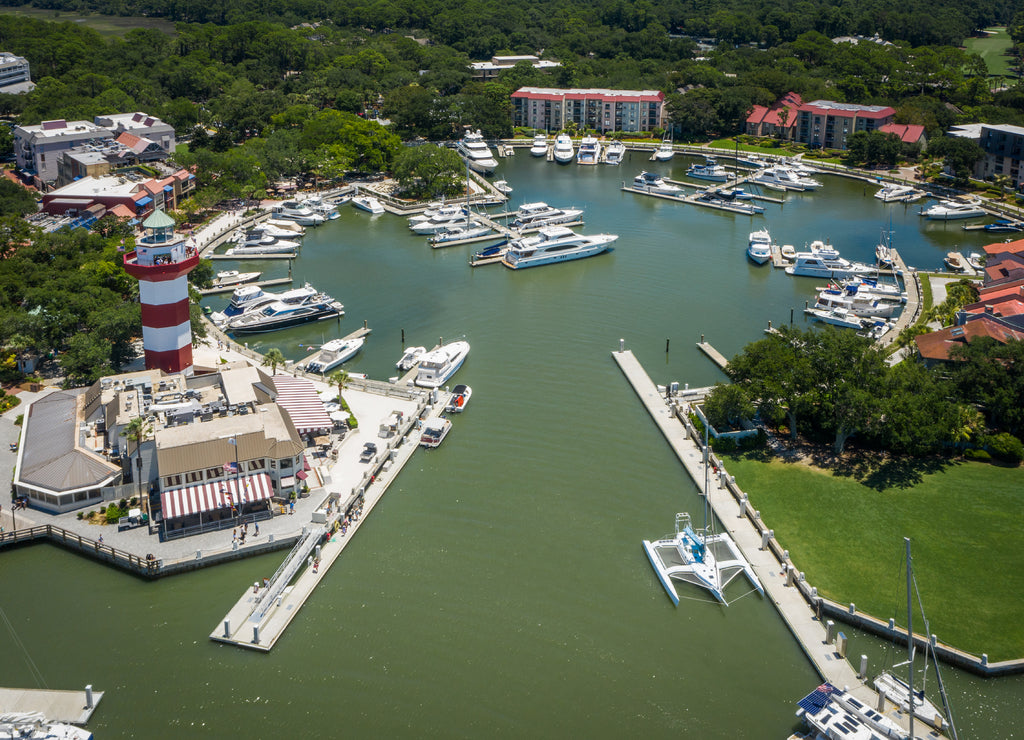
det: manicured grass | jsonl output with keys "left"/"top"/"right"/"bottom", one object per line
{"left": 709, "top": 138, "right": 790, "bottom": 155}
{"left": 963, "top": 27, "right": 1015, "bottom": 78}
{"left": 722, "top": 453, "right": 1024, "bottom": 660}
{"left": 0, "top": 5, "right": 176, "bottom": 36}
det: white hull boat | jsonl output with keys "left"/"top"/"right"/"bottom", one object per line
{"left": 529, "top": 134, "right": 548, "bottom": 157}
{"left": 214, "top": 270, "right": 261, "bottom": 287}
{"left": 274, "top": 202, "right": 325, "bottom": 226}
{"left": 445, "top": 384, "right": 471, "bottom": 413}
{"left": 305, "top": 337, "right": 364, "bottom": 374}
{"left": 785, "top": 241, "right": 878, "bottom": 279}
{"left": 604, "top": 140, "right": 625, "bottom": 164}
{"left": 874, "top": 183, "right": 923, "bottom": 203}
{"left": 815, "top": 287, "right": 898, "bottom": 318}
{"left": 643, "top": 512, "right": 764, "bottom": 605}
{"left": 415, "top": 340, "right": 470, "bottom": 388}
{"left": 396, "top": 346, "right": 426, "bottom": 371}
{"left": 510, "top": 201, "right": 584, "bottom": 229}
{"left": 352, "top": 195, "right": 385, "bottom": 214}
{"left": 494, "top": 179, "right": 513, "bottom": 194}
{"left": 873, "top": 671, "right": 946, "bottom": 731}
{"left": 430, "top": 224, "right": 492, "bottom": 245}
{"left": 265, "top": 218, "right": 305, "bottom": 234}
{"left": 754, "top": 165, "right": 822, "bottom": 190}
{"left": 236, "top": 222, "right": 301, "bottom": 240}
{"left": 804, "top": 305, "right": 872, "bottom": 329}
{"left": 796, "top": 682, "right": 910, "bottom": 740}
{"left": 921, "top": 198, "right": 986, "bottom": 220}
{"left": 687, "top": 158, "right": 729, "bottom": 182}
{"left": 747, "top": 229, "right": 773, "bottom": 265}
{"left": 633, "top": 171, "right": 682, "bottom": 195}
{"left": 419, "top": 417, "right": 452, "bottom": 447}
{"left": 456, "top": 130, "right": 498, "bottom": 174}
{"left": 501, "top": 226, "right": 617, "bottom": 269}
{"left": 576, "top": 135, "right": 601, "bottom": 165}
{"left": 652, "top": 135, "right": 675, "bottom": 161}
{"left": 552, "top": 134, "right": 574, "bottom": 163}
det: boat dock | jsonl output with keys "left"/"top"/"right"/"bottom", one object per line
{"left": 208, "top": 252, "right": 296, "bottom": 261}
{"left": 622, "top": 184, "right": 769, "bottom": 216}
{"left": 875, "top": 249, "right": 922, "bottom": 349}
{"left": 290, "top": 325, "right": 373, "bottom": 371}
{"left": 0, "top": 686, "right": 103, "bottom": 724}
{"left": 696, "top": 340, "right": 729, "bottom": 370}
{"left": 469, "top": 247, "right": 509, "bottom": 267}
{"left": 199, "top": 276, "right": 293, "bottom": 296}
{"left": 611, "top": 347, "right": 942, "bottom": 739}
{"left": 211, "top": 391, "right": 449, "bottom": 651}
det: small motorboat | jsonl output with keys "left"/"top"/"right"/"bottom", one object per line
{"left": 944, "top": 252, "right": 964, "bottom": 271}
{"left": 966, "top": 252, "right": 985, "bottom": 270}
{"left": 352, "top": 195, "right": 385, "bottom": 214}
{"left": 396, "top": 346, "right": 426, "bottom": 371}
{"left": 306, "top": 337, "right": 364, "bottom": 374}
{"left": 446, "top": 384, "right": 471, "bottom": 413}
{"left": 419, "top": 417, "right": 452, "bottom": 448}
{"left": 214, "top": 270, "right": 261, "bottom": 287}
{"left": 493, "top": 180, "right": 513, "bottom": 194}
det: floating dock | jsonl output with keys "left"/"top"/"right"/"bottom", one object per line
{"left": 0, "top": 686, "right": 102, "bottom": 725}
{"left": 199, "top": 276, "right": 293, "bottom": 296}
{"left": 611, "top": 347, "right": 941, "bottom": 739}
{"left": 209, "top": 252, "right": 296, "bottom": 261}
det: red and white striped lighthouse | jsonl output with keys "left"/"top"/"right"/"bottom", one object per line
{"left": 123, "top": 209, "right": 199, "bottom": 375}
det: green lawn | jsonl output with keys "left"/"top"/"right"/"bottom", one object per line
{"left": 0, "top": 5, "right": 176, "bottom": 36}
{"left": 963, "top": 27, "right": 1016, "bottom": 77}
{"left": 722, "top": 453, "right": 1024, "bottom": 660}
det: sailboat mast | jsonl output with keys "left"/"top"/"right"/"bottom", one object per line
{"left": 905, "top": 537, "right": 915, "bottom": 740}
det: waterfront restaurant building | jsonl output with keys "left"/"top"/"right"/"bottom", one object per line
{"left": 511, "top": 87, "right": 665, "bottom": 134}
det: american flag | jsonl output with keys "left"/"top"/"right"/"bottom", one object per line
{"left": 223, "top": 461, "right": 237, "bottom": 473}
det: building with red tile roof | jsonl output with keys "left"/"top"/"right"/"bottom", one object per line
{"left": 915, "top": 314, "right": 1024, "bottom": 366}
{"left": 794, "top": 100, "right": 896, "bottom": 150}
{"left": 878, "top": 123, "right": 926, "bottom": 146}
{"left": 745, "top": 92, "right": 802, "bottom": 139}
{"left": 40, "top": 169, "right": 195, "bottom": 221}
{"left": 511, "top": 87, "right": 664, "bottom": 134}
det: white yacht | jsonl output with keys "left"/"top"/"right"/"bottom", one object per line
{"left": 753, "top": 165, "right": 822, "bottom": 191}
{"left": 652, "top": 135, "right": 675, "bottom": 161}
{"left": 227, "top": 293, "right": 345, "bottom": 334}
{"left": 225, "top": 282, "right": 321, "bottom": 317}
{"left": 746, "top": 229, "right": 773, "bottom": 265}
{"left": 396, "top": 346, "right": 426, "bottom": 371}
{"left": 410, "top": 208, "right": 470, "bottom": 234}
{"left": 686, "top": 157, "right": 729, "bottom": 182}
{"left": 501, "top": 226, "right": 617, "bottom": 270}
{"left": 213, "top": 269, "right": 261, "bottom": 287}
{"left": 306, "top": 337, "right": 364, "bottom": 374}
{"left": 603, "top": 140, "right": 625, "bottom": 165}
{"left": 804, "top": 305, "right": 872, "bottom": 330}
{"left": 576, "top": 135, "right": 601, "bottom": 165}
{"left": 236, "top": 221, "right": 300, "bottom": 241}
{"left": 494, "top": 179, "right": 513, "bottom": 194}
{"left": 874, "top": 183, "right": 922, "bottom": 203}
{"left": 409, "top": 202, "right": 464, "bottom": 224}
{"left": 785, "top": 241, "right": 877, "bottom": 279}
{"left": 643, "top": 512, "right": 764, "bottom": 605}
{"left": 510, "top": 202, "right": 584, "bottom": 229}
{"left": 430, "top": 224, "right": 492, "bottom": 245}
{"left": 529, "top": 134, "right": 549, "bottom": 157}
{"left": 456, "top": 130, "right": 498, "bottom": 174}
{"left": 445, "top": 384, "right": 471, "bottom": 413}
{"left": 632, "top": 171, "right": 682, "bottom": 195}
{"left": 414, "top": 340, "right": 470, "bottom": 388}
{"left": 552, "top": 133, "right": 574, "bottom": 163}
{"left": 225, "top": 234, "right": 300, "bottom": 255}
{"left": 265, "top": 218, "right": 305, "bottom": 234}
{"left": 920, "top": 198, "right": 986, "bottom": 220}
{"left": 352, "top": 194, "right": 385, "bottom": 214}
{"left": 274, "top": 201, "right": 326, "bottom": 226}
{"left": 301, "top": 194, "right": 340, "bottom": 220}
{"left": 815, "top": 285, "right": 898, "bottom": 318}
{"left": 795, "top": 683, "right": 910, "bottom": 740}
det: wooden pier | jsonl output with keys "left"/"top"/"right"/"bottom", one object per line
{"left": 290, "top": 325, "right": 373, "bottom": 371}
{"left": 0, "top": 686, "right": 103, "bottom": 724}
{"left": 875, "top": 249, "right": 922, "bottom": 349}
{"left": 199, "top": 276, "right": 292, "bottom": 296}
{"left": 209, "top": 252, "right": 296, "bottom": 261}
{"left": 622, "top": 184, "right": 768, "bottom": 216}
{"left": 696, "top": 341, "right": 729, "bottom": 370}
{"left": 611, "top": 348, "right": 942, "bottom": 739}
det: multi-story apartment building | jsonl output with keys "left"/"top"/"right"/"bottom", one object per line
{"left": 974, "top": 124, "right": 1024, "bottom": 191}
{"left": 794, "top": 100, "right": 896, "bottom": 150}
{"left": 0, "top": 51, "right": 33, "bottom": 93}
{"left": 511, "top": 87, "right": 665, "bottom": 134}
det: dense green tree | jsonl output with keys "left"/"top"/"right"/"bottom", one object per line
{"left": 0, "top": 181, "right": 38, "bottom": 217}
{"left": 703, "top": 382, "right": 755, "bottom": 430}
{"left": 392, "top": 144, "right": 464, "bottom": 197}
{"left": 950, "top": 338, "right": 1024, "bottom": 435}
{"left": 928, "top": 136, "right": 985, "bottom": 183}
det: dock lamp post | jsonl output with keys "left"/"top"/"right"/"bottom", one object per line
{"left": 228, "top": 436, "right": 240, "bottom": 521}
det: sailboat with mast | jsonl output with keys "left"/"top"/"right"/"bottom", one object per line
{"left": 873, "top": 538, "right": 959, "bottom": 738}
{"left": 642, "top": 426, "right": 764, "bottom": 605}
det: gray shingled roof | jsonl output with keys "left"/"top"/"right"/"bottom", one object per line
{"left": 18, "top": 392, "right": 121, "bottom": 492}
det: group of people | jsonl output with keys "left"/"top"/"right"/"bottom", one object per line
{"left": 232, "top": 521, "right": 260, "bottom": 545}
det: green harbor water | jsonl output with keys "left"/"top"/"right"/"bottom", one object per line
{"left": 3, "top": 153, "right": 1022, "bottom": 738}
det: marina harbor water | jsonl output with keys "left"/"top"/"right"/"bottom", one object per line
{"left": 1, "top": 151, "right": 1022, "bottom": 738}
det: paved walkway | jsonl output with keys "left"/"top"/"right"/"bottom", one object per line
{"left": 612, "top": 347, "right": 944, "bottom": 740}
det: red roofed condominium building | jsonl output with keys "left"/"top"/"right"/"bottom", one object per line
{"left": 745, "top": 92, "right": 802, "bottom": 139}
{"left": 511, "top": 87, "right": 665, "bottom": 134}
{"left": 795, "top": 100, "right": 896, "bottom": 150}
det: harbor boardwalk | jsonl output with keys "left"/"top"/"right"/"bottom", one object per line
{"left": 611, "top": 347, "right": 944, "bottom": 739}
{"left": 0, "top": 687, "right": 102, "bottom": 724}
{"left": 210, "top": 391, "right": 449, "bottom": 651}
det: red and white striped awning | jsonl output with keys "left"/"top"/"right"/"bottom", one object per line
{"left": 273, "top": 375, "right": 332, "bottom": 434}
{"left": 160, "top": 473, "right": 274, "bottom": 520}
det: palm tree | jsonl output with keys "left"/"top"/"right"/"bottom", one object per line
{"left": 262, "top": 347, "right": 286, "bottom": 375}
{"left": 120, "top": 416, "right": 153, "bottom": 514}
{"left": 328, "top": 369, "right": 349, "bottom": 405}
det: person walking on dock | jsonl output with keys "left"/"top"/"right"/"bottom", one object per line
{"left": 254, "top": 523, "right": 260, "bottom": 537}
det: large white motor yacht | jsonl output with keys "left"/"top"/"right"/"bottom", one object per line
{"left": 456, "top": 130, "right": 498, "bottom": 174}
{"left": 510, "top": 202, "right": 583, "bottom": 229}
{"left": 632, "top": 171, "right": 682, "bottom": 195}
{"left": 274, "top": 201, "right": 326, "bottom": 226}
{"left": 552, "top": 133, "right": 574, "bottom": 164}
{"left": 785, "top": 240, "right": 877, "bottom": 279}
{"left": 529, "top": 134, "right": 548, "bottom": 157}
{"left": 603, "top": 140, "right": 625, "bottom": 165}
{"left": 576, "top": 135, "right": 601, "bottom": 165}
{"left": 919, "top": 198, "right": 986, "bottom": 220}
{"left": 501, "top": 226, "right": 618, "bottom": 269}
{"left": 746, "top": 229, "right": 773, "bottom": 265}
{"left": 753, "top": 165, "right": 822, "bottom": 191}
{"left": 414, "top": 340, "right": 470, "bottom": 388}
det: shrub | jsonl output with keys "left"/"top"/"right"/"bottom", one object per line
{"left": 77, "top": 511, "right": 84, "bottom": 520}
{"left": 963, "top": 447, "right": 992, "bottom": 462}
{"left": 347, "top": 414, "right": 358, "bottom": 429}
{"left": 983, "top": 433, "right": 1024, "bottom": 464}
{"left": 14, "top": 414, "right": 23, "bottom": 426}
{"left": 105, "top": 503, "right": 125, "bottom": 523}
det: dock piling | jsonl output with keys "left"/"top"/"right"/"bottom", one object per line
{"left": 252, "top": 626, "right": 260, "bottom": 644}
{"left": 224, "top": 620, "right": 230, "bottom": 638}
{"left": 826, "top": 620, "right": 836, "bottom": 644}
{"left": 85, "top": 685, "right": 93, "bottom": 709}
{"left": 859, "top": 655, "right": 868, "bottom": 679}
